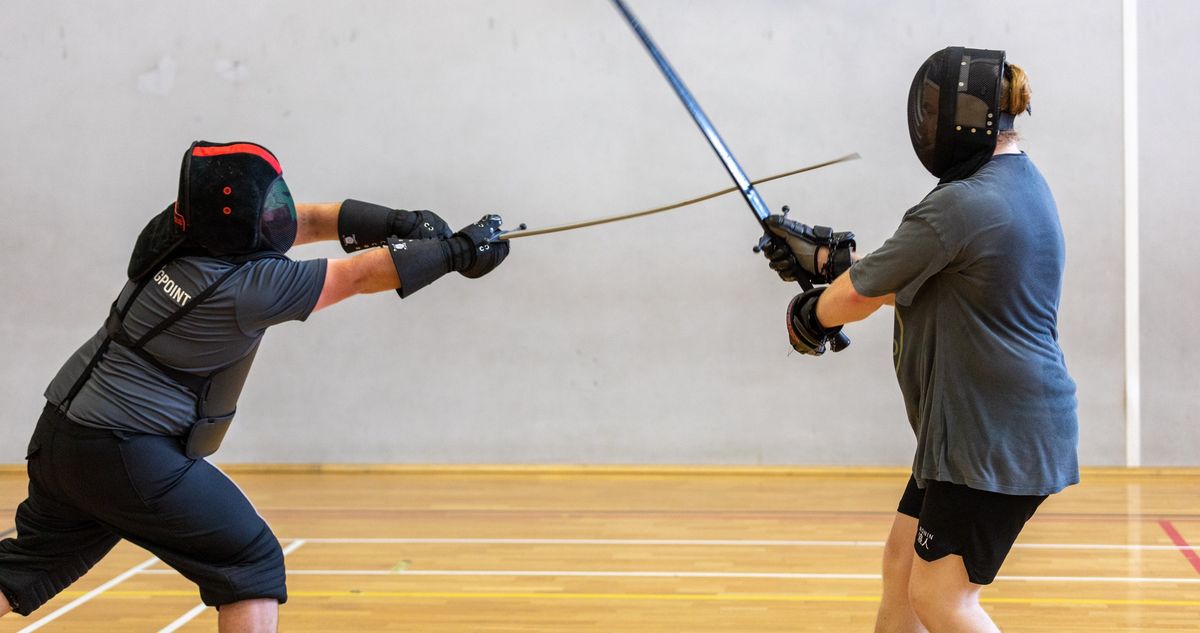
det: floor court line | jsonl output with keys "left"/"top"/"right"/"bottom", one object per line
{"left": 156, "top": 604, "right": 207, "bottom": 633}
{"left": 287, "top": 536, "right": 1191, "bottom": 551}
{"left": 16, "top": 556, "right": 159, "bottom": 633}
{"left": 1158, "top": 519, "right": 1200, "bottom": 574}
{"left": 155, "top": 539, "right": 307, "bottom": 633}
{"left": 257, "top": 507, "right": 1200, "bottom": 521}
{"left": 136, "top": 567, "right": 1200, "bottom": 584}
{"left": 55, "top": 589, "right": 1200, "bottom": 608}
{"left": 5, "top": 505, "right": 1198, "bottom": 523}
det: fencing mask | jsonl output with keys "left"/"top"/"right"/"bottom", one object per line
{"left": 128, "top": 141, "right": 297, "bottom": 279}
{"left": 907, "top": 47, "right": 1011, "bottom": 183}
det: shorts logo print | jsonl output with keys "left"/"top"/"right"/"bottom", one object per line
{"left": 917, "top": 526, "right": 934, "bottom": 550}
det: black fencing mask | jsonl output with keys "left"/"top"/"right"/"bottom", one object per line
{"left": 907, "top": 47, "right": 1010, "bottom": 183}
{"left": 128, "top": 141, "right": 296, "bottom": 279}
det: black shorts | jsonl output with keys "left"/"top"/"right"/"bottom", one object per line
{"left": 897, "top": 475, "right": 1045, "bottom": 585}
{"left": 0, "top": 403, "right": 286, "bottom": 616}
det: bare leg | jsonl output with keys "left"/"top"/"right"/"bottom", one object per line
{"left": 0, "top": 591, "right": 11, "bottom": 617}
{"left": 908, "top": 554, "right": 1000, "bottom": 633}
{"left": 874, "top": 513, "right": 928, "bottom": 633}
{"left": 217, "top": 598, "right": 278, "bottom": 633}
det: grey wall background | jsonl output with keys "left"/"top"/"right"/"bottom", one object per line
{"left": 1139, "top": 0, "right": 1200, "bottom": 466}
{"left": 0, "top": 0, "right": 1191, "bottom": 465}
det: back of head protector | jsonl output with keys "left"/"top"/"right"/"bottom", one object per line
{"left": 907, "top": 47, "right": 1009, "bottom": 183}
{"left": 174, "top": 141, "right": 297, "bottom": 255}
{"left": 128, "top": 141, "right": 296, "bottom": 280}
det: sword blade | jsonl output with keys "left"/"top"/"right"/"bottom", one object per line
{"left": 610, "top": 0, "right": 851, "bottom": 352}
{"left": 502, "top": 153, "right": 859, "bottom": 240}
{"left": 610, "top": 0, "right": 773, "bottom": 223}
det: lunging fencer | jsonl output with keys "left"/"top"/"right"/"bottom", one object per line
{"left": 761, "top": 49, "right": 1077, "bottom": 633}
{"left": 0, "top": 141, "right": 510, "bottom": 631}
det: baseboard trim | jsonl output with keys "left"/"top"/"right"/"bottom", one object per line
{"left": 4, "top": 464, "right": 1198, "bottom": 476}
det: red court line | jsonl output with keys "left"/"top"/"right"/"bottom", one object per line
{"left": 1158, "top": 520, "right": 1200, "bottom": 575}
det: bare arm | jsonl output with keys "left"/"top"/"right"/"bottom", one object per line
{"left": 303, "top": 204, "right": 510, "bottom": 312}
{"left": 294, "top": 200, "right": 399, "bottom": 312}
{"left": 815, "top": 268, "right": 894, "bottom": 327}
{"left": 812, "top": 246, "right": 894, "bottom": 324}
{"left": 313, "top": 248, "right": 401, "bottom": 312}
{"left": 293, "top": 202, "right": 342, "bottom": 246}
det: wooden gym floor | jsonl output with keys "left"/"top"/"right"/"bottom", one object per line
{"left": 0, "top": 467, "right": 1197, "bottom": 632}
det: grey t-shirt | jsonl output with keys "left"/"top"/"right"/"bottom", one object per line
{"left": 45, "top": 255, "right": 327, "bottom": 436}
{"left": 850, "top": 154, "right": 1078, "bottom": 495}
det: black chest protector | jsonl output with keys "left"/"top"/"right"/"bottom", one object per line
{"left": 59, "top": 254, "right": 282, "bottom": 459}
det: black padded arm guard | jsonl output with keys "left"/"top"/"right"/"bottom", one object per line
{"left": 387, "top": 236, "right": 453, "bottom": 298}
{"left": 339, "top": 199, "right": 452, "bottom": 253}
{"left": 339, "top": 199, "right": 393, "bottom": 252}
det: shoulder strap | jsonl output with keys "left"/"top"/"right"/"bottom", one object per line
{"left": 61, "top": 262, "right": 245, "bottom": 412}
{"left": 59, "top": 274, "right": 155, "bottom": 412}
{"left": 129, "top": 264, "right": 241, "bottom": 349}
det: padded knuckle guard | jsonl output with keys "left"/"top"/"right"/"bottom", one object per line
{"left": 785, "top": 287, "right": 842, "bottom": 356}
{"left": 451, "top": 215, "right": 509, "bottom": 279}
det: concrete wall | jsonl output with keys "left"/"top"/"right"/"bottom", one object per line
{"left": 0, "top": 0, "right": 1189, "bottom": 465}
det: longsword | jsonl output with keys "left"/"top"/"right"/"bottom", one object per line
{"left": 500, "top": 152, "right": 858, "bottom": 240}
{"left": 608, "top": 0, "right": 850, "bottom": 351}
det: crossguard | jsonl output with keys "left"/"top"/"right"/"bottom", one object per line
{"left": 752, "top": 204, "right": 791, "bottom": 253}
{"left": 472, "top": 214, "right": 527, "bottom": 243}
{"left": 753, "top": 233, "right": 773, "bottom": 254}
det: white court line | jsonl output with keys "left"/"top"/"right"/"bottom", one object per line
{"left": 18, "top": 556, "right": 159, "bottom": 633}
{"left": 288, "top": 536, "right": 1189, "bottom": 551}
{"left": 137, "top": 567, "right": 1200, "bottom": 584}
{"left": 156, "top": 539, "right": 307, "bottom": 633}
{"left": 156, "top": 603, "right": 208, "bottom": 633}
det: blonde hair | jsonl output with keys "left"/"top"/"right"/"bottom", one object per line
{"left": 999, "top": 63, "right": 1031, "bottom": 143}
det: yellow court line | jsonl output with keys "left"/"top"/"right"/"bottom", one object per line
{"left": 212, "top": 464, "right": 915, "bottom": 476}
{"left": 68, "top": 590, "right": 1200, "bottom": 607}
{"left": 4, "top": 464, "right": 1200, "bottom": 476}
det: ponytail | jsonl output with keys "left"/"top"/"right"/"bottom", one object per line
{"left": 1002, "top": 63, "right": 1032, "bottom": 116}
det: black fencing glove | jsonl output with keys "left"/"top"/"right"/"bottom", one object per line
{"left": 450, "top": 214, "right": 510, "bottom": 278}
{"left": 339, "top": 199, "right": 453, "bottom": 252}
{"left": 785, "top": 287, "right": 843, "bottom": 356}
{"left": 762, "top": 215, "right": 856, "bottom": 285}
{"left": 387, "top": 214, "right": 510, "bottom": 298}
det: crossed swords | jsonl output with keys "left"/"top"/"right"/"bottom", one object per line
{"left": 498, "top": 0, "right": 854, "bottom": 350}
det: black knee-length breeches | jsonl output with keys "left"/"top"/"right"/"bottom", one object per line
{"left": 0, "top": 404, "right": 286, "bottom": 616}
